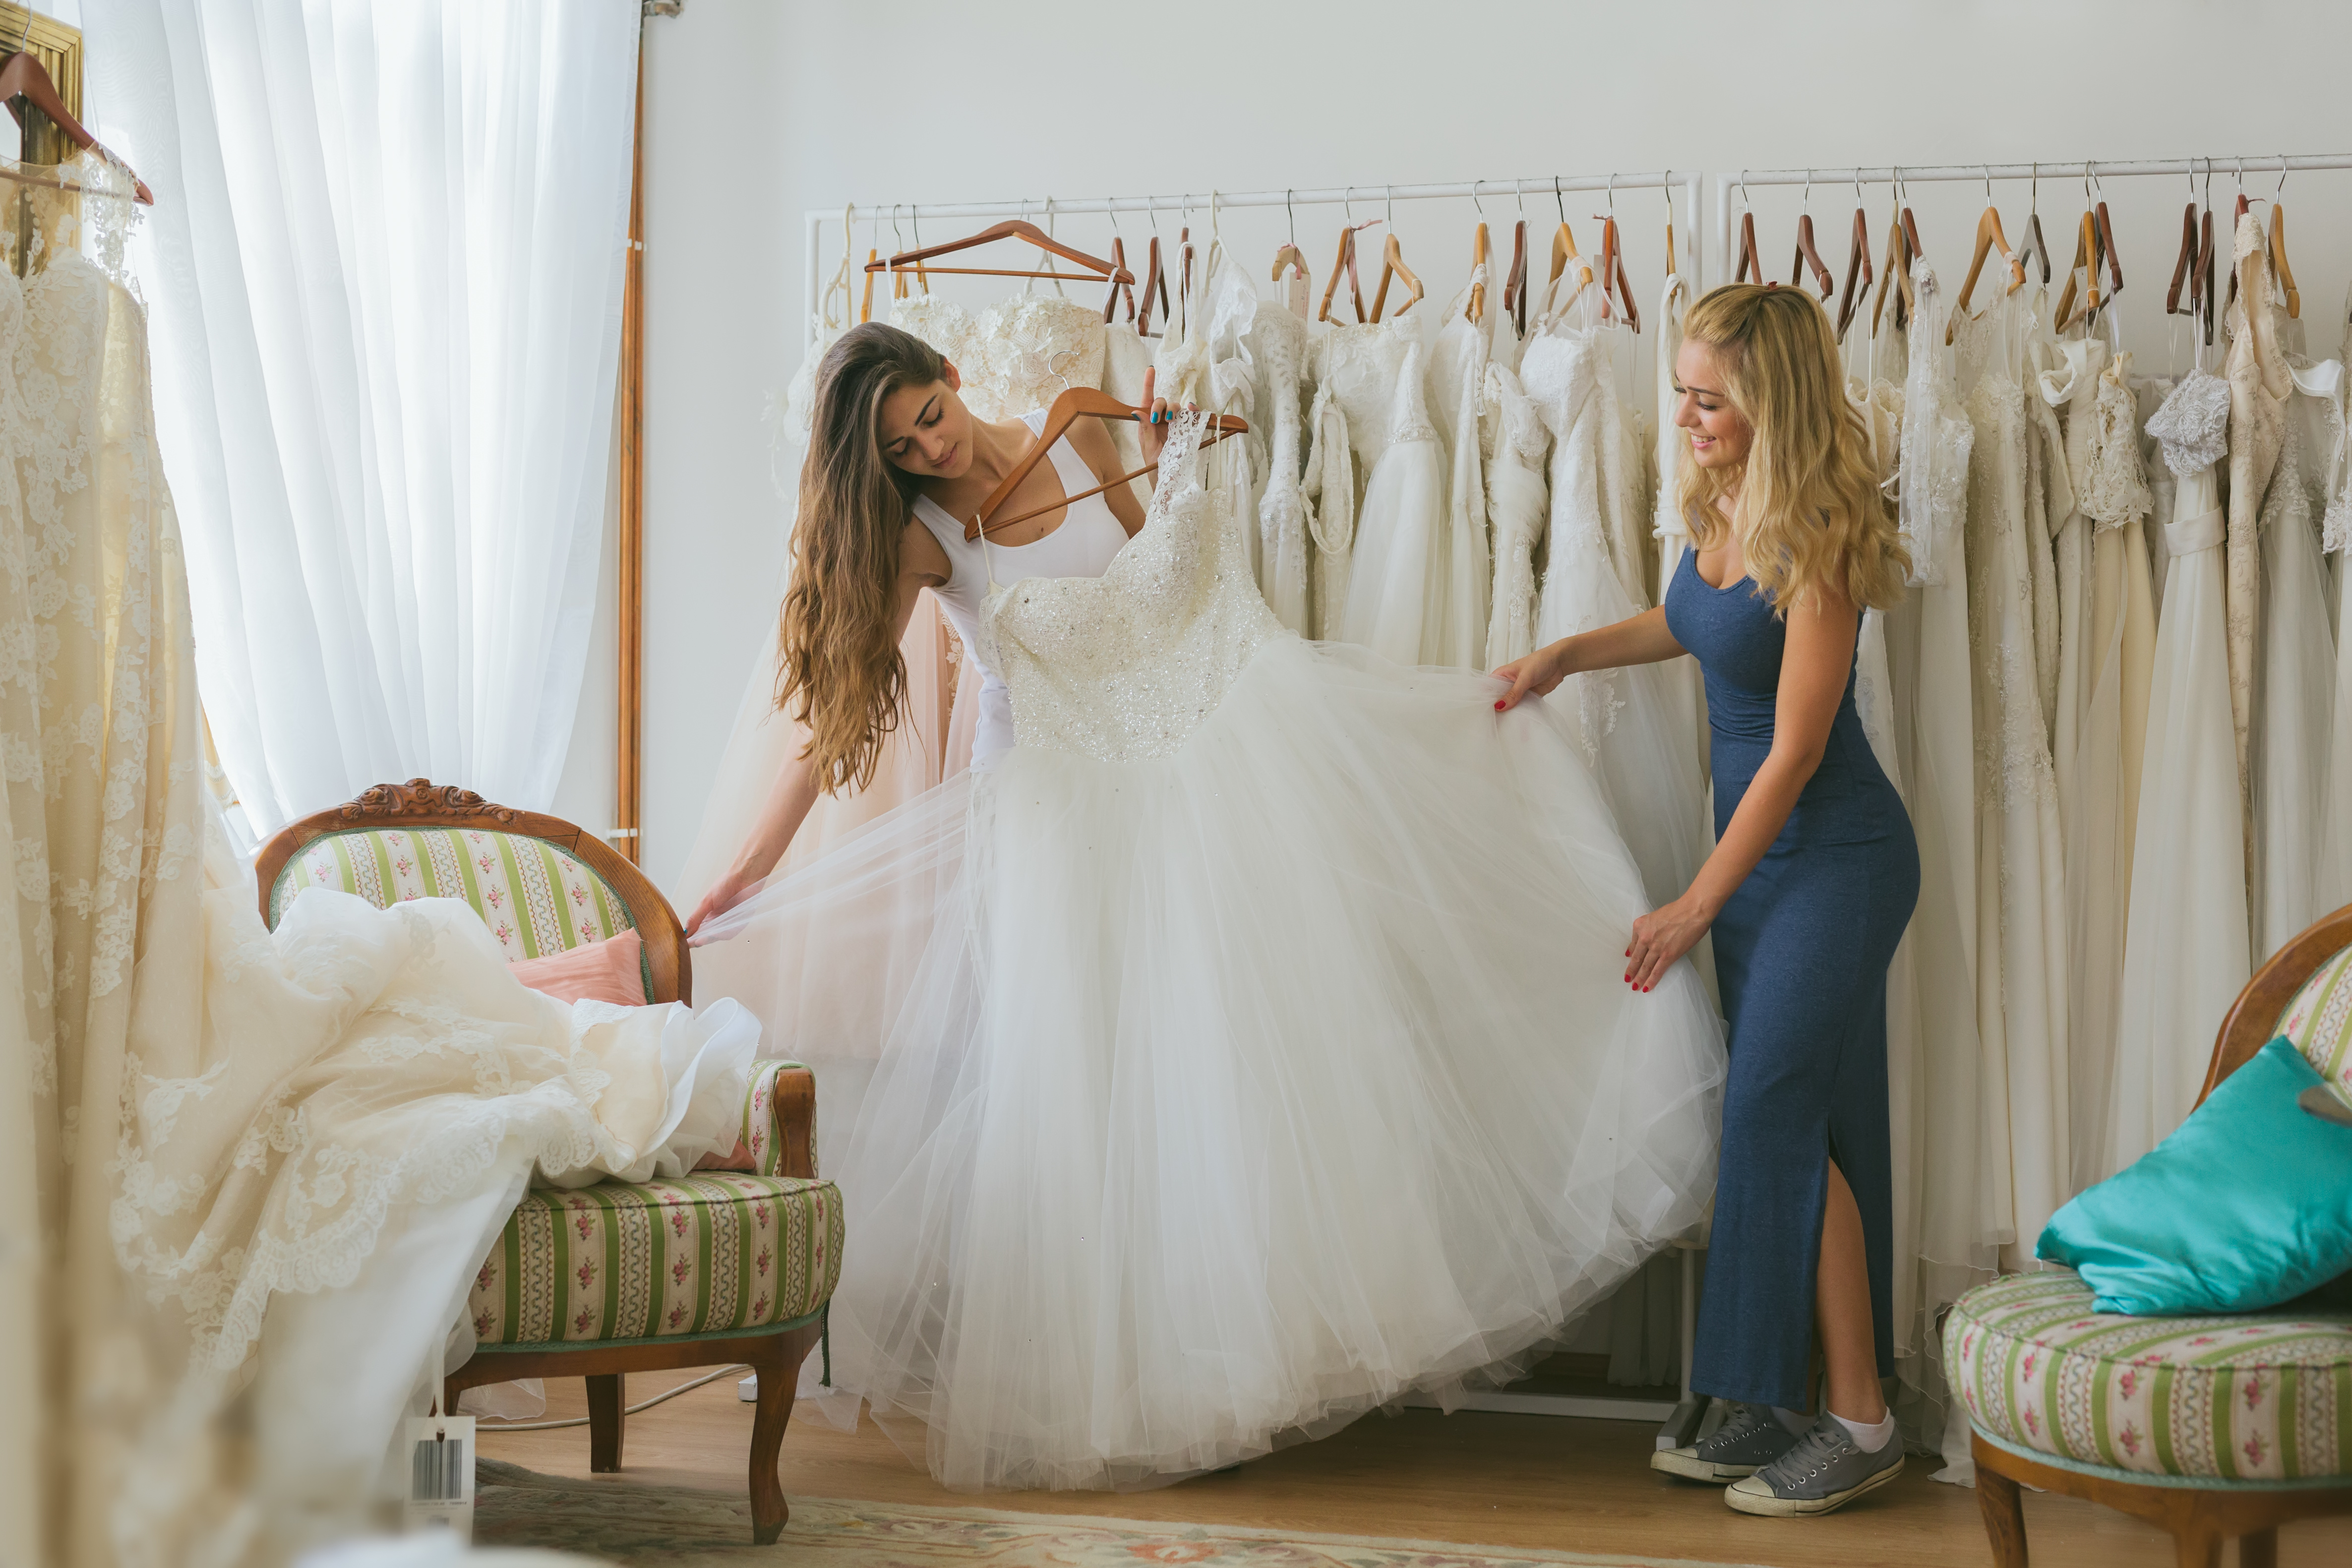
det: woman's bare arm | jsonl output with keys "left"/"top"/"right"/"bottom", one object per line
{"left": 685, "top": 527, "right": 946, "bottom": 935}
{"left": 1491, "top": 607, "right": 1688, "bottom": 710}
{"left": 1623, "top": 586, "right": 1857, "bottom": 988}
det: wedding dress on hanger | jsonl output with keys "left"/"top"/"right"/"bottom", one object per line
{"left": 2249, "top": 299, "right": 2342, "bottom": 960}
{"left": 11, "top": 156, "right": 761, "bottom": 1560}
{"left": 1248, "top": 298, "right": 1313, "bottom": 634}
{"left": 1329, "top": 313, "right": 1454, "bottom": 664}
{"left": 1425, "top": 278, "right": 1504, "bottom": 667}
{"left": 2109, "top": 342, "right": 2249, "bottom": 1175}
{"left": 1523, "top": 280, "right": 1709, "bottom": 909}
{"left": 2322, "top": 292, "right": 2352, "bottom": 915}
{"left": 1481, "top": 355, "right": 1552, "bottom": 668}
{"left": 1951, "top": 282, "right": 2071, "bottom": 1266}
{"left": 695, "top": 412, "right": 1726, "bottom": 1492}
{"left": 2223, "top": 212, "right": 2291, "bottom": 843}
{"left": 1878, "top": 261, "right": 1999, "bottom": 1475}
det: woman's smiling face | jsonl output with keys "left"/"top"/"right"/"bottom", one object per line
{"left": 1672, "top": 338, "right": 1752, "bottom": 472}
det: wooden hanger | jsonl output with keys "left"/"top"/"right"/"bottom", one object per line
{"left": 2270, "top": 205, "right": 2300, "bottom": 319}
{"left": 1137, "top": 235, "right": 1171, "bottom": 337}
{"left": 1787, "top": 184, "right": 1844, "bottom": 301}
{"left": 1948, "top": 193, "right": 2026, "bottom": 345}
{"left": 2165, "top": 200, "right": 2199, "bottom": 317}
{"left": 869, "top": 217, "right": 1133, "bottom": 286}
{"left": 1870, "top": 202, "right": 1919, "bottom": 338}
{"left": 1467, "top": 221, "right": 1489, "bottom": 323}
{"left": 1178, "top": 224, "right": 1195, "bottom": 308}
{"left": 1503, "top": 218, "right": 1529, "bottom": 334}
{"left": 860, "top": 247, "right": 878, "bottom": 323}
{"left": 1369, "top": 230, "right": 1422, "bottom": 321}
{"left": 965, "top": 388, "right": 1249, "bottom": 540}
{"left": 1547, "top": 180, "right": 1593, "bottom": 300}
{"left": 1591, "top": 214, "right": 1640, "bottom": 331}
{"left": 1318, "top": 218, "right": 1367, "bottom": 324}
{"left": 2226, "top": 185, "right": 2254, "bottom": 311}
{"left": 2091, "top": 200, "right": 2122, "bottom": 324}
{"left": 1102, "top": 237, "right": 1133, "bottom": 325}
{"left": 0, "top": 49, "right": 152, "bottom": 205}
{"left": 1835, "top": 205, "right": 1873, "bottom": 341}
{"left": 2053, "top": 210, "right": 2101, "bottom": 333}
{"left": 1734, "top": 208, "right": 1764, "bottom": 285}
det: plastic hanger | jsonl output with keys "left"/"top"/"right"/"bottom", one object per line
{"left": 0, "top": 41, "right": 152, "bottom": 205}
{"left": 1271, "top": 188, "right": 1312, "bottom": 319}
{"left": 1368, "top": 186, "right": 1422, "bottom": 321}
{"left": 965, "top": 387, "right": 1248, "bottom": 540}
{"left": 1732, "top": 172, "right": 1764, "bottom": 285}
{"left": 1318, "top": 187, "right": 1369, "bottom": 325}
{"left": 1835, "top": 172, "right": 1873, "bottom": 342}
{"left": 1948, "top": 166, "right": 2027, "bottom": 343}
{"left": 1788, "top": 170, "right": 1834, "bottom": 301}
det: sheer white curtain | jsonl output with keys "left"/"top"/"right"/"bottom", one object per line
{"left": 85, "top": 0, "right": 639, "bottom": 834}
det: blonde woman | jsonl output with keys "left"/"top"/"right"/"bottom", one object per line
{"left": 1499, "top": 283, "right": 1919, "bottom": 1517}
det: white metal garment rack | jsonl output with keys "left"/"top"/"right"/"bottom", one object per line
{"left": 1711, "top": 155, "right": 2352, "bottom": 292}
{"left": 802, "top": 173, "right": 1706, "bottom": 340}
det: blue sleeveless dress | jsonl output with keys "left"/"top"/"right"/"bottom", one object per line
{"left": 1661, "top": 548, "right": 1919, "bottom": 1410}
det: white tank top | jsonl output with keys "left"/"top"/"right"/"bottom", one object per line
{"left": 912, "top": 410, "right": 1131, "bottom": 766}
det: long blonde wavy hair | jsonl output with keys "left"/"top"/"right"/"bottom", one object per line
{"left": 776, "top": 323, "right": 944, "bottom": 794}
{"left": 1675, "top": 284, "right": 1909, "bottom": 613}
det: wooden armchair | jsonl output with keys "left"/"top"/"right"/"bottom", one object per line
{"left": 1947, "top": 904, "right": 2352, "bottom": 1568}
{"left": 257, "top": 780, "right": 842, "bottom": 1543}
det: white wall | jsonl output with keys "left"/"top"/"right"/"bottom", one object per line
{"left": 632, "top": 0, "right": 2352, "bottom": 892}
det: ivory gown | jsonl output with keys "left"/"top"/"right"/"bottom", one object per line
{"left": 2110, "top": 359, "right": 2250, "bottom": 1174}
{"left": 1951, "top": 285, "right": 2071, "bottom": 1268}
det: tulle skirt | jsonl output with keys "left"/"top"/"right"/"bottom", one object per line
{"left": 695, "top": 636, "right": 1727, "bottom": 1491}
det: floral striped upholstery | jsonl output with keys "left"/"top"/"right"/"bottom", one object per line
{"left": 2280, "top": 944, "right": 2352, "bottom": 1106}
{"left": 269, "top": 826, "right": 636, "bottom": 965}
{"left": 1946, "top": 1272, "right": 2352, "bottom": 1480}
{"left": 469, "top": 1063, "right": 843, "bottom": 1346}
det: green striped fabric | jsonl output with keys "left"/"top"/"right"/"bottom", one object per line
{"left": 2280, "top": 944, "right": 2352, "bottom": 1105}
{"left": 469, "top": 1169, "right": 840, "bottom": 1345}
{"left": 1946, "top": 1272, "right": 2352, "bottom": 1480}
{"left": 270, "top": 827, "right": 635, "bottom": 963}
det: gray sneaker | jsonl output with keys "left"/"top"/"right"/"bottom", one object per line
{"left": 1724, "top": 1413, "right": 1903, "bottom": 1515}
{"left": 1651, "top": 1401, "right": 1799, "bottom": 1482}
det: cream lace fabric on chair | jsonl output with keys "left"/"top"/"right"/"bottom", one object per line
{"left": 12, "top": 156, "right": 759, "bottom": 1568}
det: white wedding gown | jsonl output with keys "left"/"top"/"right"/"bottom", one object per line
{"left": 697, "top": 414, "right": 1726, "bottom": 1492}
{"left": 1524, "top": 285, "right": 1710, "bottom": 911}
{"left": 1330, "top": 315, "right": 1456, "bottom": 664}
{"left": 2109, "top": 362, "right": 2250, "bottom": 1175}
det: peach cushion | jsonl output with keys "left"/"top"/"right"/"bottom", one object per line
{"left": 508, "top": 928, "right": 645, "bottom": 1006}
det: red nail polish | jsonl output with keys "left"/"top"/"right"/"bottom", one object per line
{"left": 1493, "top": 700, "right": 1506, "bottom": 711}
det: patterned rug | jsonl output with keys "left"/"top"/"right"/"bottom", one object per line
{"left": 473, "top": 1460, "right": 1756, "bottom": 1568}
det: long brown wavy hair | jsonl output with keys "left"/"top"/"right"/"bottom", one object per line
{"left": 1675, "top": 284, "right": 1910, "bottom": 613}
{"left": 777, "top": 322, "right": 947, "bottom": 793}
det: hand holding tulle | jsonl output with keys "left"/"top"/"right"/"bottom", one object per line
{"left": 1625, "top": 893, "right": 1714, "bottom": 991}
{"left": 686, "top": 871, "right": 754, "bottom": 939}
{"left": 1491, "top": 639, "right": 1573, "bottom": 712}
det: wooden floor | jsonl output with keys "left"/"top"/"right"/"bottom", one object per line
{"left": 478, "top": 1373, "right": 2352, "bottom": 1567}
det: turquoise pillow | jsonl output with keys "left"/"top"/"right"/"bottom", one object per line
{"left": 2037, "top": 1036, "right": 2352, "bottom": 1314}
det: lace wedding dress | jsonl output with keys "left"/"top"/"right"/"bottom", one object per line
{"left": 2223, "top": 214, "right": 2292, "bottom": 838}
{"left": 1951, "top": 286, "right": 2071, "bottom": 1266}
{"left": 1481, "top": 354, "right": 1552, "bottom": 668}
{"left": 2109, "top": 360, "right": 2249, "bottom": 1175}
{"left": 1424, "top": 281, "right": 1503, "bottom": 667}
{"left": 1524, "top": 285, "right": 1709, "bottom": 911}
{"left": 15, "top": 156, "right": 761, "bottom": 1564}
{"left": 1327, "top": 315, "right": 1454, "bottom": 663}
{"left": 2249, "top": 309, "right": 2343, "bottom": 959}
{"left": 1876, "top": 262, "right": 1999, "bottom": 1475}
{"left": 698, "top": 412, "right": 1727, "bottom": 1492}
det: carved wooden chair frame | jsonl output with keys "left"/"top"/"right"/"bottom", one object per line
{"left": 254, "top": 781, "right": 833, "bottom": 1543}
{"left": 253, "top": 778, "right": 692, "bottom": 1004}
{"left": 1971, "top": 903, "right": 2352, "bottom": 1568}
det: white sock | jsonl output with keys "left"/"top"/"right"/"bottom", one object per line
{"left": 1771, "top": 1405, "right": 1811, "bottom": 1435}
{"left": 1832, "top": 1409, "right": 1898, "bottom": 1453}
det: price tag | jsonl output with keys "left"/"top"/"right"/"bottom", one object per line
{"left": 403, "top": 1411, "right": 476, "bottom": 1539}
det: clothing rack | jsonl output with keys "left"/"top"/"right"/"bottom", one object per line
{"left": 803, "top": 173, "right": 1706, "bottom": 344}
{"left": 1711, "top": 156, "right": 2352, "bottom": 298}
